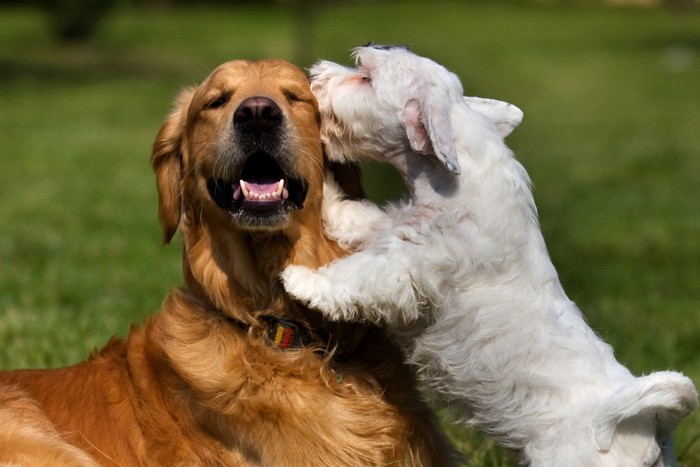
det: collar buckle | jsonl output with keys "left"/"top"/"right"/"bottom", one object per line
{"left": 262, "top": 316, "right": 310, "bottom": 350}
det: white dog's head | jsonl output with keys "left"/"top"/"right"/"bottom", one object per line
{"left": 310, "top": 44, "right": 523, "bottom": 177}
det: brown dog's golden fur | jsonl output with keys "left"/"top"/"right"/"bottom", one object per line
{"left": 0, "top": 60, "right": 454, "bottom": 466}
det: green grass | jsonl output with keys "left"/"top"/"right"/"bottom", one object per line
{"left": 1, "top": 2, "right": 699, "bottom": 465}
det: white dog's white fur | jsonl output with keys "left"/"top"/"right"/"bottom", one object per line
{"left": 281, "top": 46, "right": 697, "bottom": 466}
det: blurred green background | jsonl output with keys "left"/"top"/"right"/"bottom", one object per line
{"left": 1, "top": 1, "right": 699, "bottom": 464}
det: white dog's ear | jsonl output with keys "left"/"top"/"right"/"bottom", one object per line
{"left": 463, "top": 96, "right": 523, "bottom": 138}
{"left": 402, "top": 97, "right": 461, "bottom": 175}
{"left": 592, "top": 372, "right": 698, "bottom": 452}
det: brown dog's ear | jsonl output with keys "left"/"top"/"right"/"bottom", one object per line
{"left": 151, "top": 87, "right": 194, "bottom": 244}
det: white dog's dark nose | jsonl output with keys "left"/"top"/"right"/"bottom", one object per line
{"left": 233, "top": 96, "right": 283, "bottom": 135}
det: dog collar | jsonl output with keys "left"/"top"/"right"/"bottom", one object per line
{"left": 261, "top": 315, "right": 311, "bottom": 349}
{"left": 180, "top": 290, "right": 321, "bottom": 352}
{"left": 222, "top": 313, "right": 318, "bottom": 351}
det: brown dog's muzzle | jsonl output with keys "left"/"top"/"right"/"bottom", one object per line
{"left": 206, "top": 95, "right": 308, "bottom": 231}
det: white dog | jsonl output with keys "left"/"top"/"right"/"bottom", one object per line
{"left": 281, "top": 45, "right": 697, "bottom": 466}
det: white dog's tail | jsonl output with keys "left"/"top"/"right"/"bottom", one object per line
{"left": 592, "top": 371, "right": 697, "bottom": 453}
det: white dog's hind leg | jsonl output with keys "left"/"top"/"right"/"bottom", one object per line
{"left": 281, "top": 252, "right": 418, "bottom": 323}
{"left": 592, "top": 371, "right": 698, "bottom": 454}
{"left": 322, "top": 170, "right": 389, "bottom": 249}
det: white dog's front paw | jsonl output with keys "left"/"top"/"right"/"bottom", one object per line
{"left": 280, "top": 266, "right": 355, "bottom": 321}
{"left": 280, "top": 265, "right": 315, "bottom": 303}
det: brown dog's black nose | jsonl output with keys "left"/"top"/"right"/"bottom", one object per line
{"left": 233, "top": 96, "right": 283, "bottom": 134}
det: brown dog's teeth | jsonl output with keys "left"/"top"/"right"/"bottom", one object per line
{"left": 276, "top": 179, "right": 284, "bottom": 198}
{"left": 238, "top": 179, "right": 286, "bottom": 202}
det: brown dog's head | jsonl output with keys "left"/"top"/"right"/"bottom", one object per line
{"left": 151, "top": 59, "right": 359, "bottom": 322}
{"left": 152, "top": 59, "right": 325, "bottom": 241}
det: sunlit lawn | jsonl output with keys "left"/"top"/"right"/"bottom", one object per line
{"left": 1, "top": 2, "right": 698, "bottom": 465}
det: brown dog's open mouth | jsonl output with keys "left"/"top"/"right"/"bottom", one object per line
{"left": 206, "top": 152, "right": 307, "bottom": 229}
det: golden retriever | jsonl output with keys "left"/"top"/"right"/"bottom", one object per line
{"left": 0, "top": 59, "right": 454, "bottom": 466}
